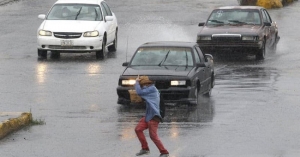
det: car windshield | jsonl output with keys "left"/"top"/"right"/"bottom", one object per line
{"left": 131, "top": 47, "right": 194, "bottom": 66}
{"left": 207, "top": 9, "right": 261, "bottom": 26}
{"left": 47, "top": 4, "right": 103, "bottom": 21}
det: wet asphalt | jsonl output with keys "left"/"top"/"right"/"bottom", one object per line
{"left": 0, "top": 0, "right": 300, "bottom": 157}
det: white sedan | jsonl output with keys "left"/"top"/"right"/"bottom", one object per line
{"left": 37, "top": 0, "right": 118, "bottom": 59}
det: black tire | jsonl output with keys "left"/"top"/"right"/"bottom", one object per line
{"left": 50, "top": 51, "right": 60, "bottom": 59}
{"left": 96, "top": 37, "right": 106, "bottom": 59}
{"left": 270, "top": 34, "right": 278, "bottom": 53}
{"left": 211, "top": 74, "right": 215, "bottom": 88}
{"left": 270, "top": 42, "right": 277, "bottom": 54}
{"left": 256, "top": 39, "right": 266, "bottom": 60}
{"left": 204, "top": 82, "right": 212, "bottom": 97}
{"left": 108, "top": 31, "right": 117, "bottom": 52}
{"left": 193, "top": 83, "right": 200, "bottom": 106}
{"left": 38, "top": 49, "right": 47, "bottom": 58}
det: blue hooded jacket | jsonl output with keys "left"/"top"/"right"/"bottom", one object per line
{"left": 135, "top": 81, "right": 162, "bottom": 122}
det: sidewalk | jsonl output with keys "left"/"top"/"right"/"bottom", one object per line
{"left": 0, "top": 112, "right": 32, "bottom": 140}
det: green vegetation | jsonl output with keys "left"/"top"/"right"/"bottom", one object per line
{"left": 30, "top": 119, "right": 46, "bottom": 125}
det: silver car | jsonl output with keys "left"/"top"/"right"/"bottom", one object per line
{"left": 37, "top": 0, "right": 118, "bottom": 59}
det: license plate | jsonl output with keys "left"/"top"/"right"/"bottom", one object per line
{"left": 61, "top": 40, "right": 73, "bottom": 46}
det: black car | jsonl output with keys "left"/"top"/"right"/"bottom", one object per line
{"left": 116, "top": 41, "right": 215, "bottom": 106}
{"left": 196, "top": 6, "right": 280, "bottom": 60}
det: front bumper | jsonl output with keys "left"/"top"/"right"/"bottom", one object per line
{"left": 37, "top": 35, "right": 103, "bottom": 52}
{"left": 117, "top": 86, "right": 197, "bottom": 106}
{"left": 198, "top": 41, "right": 263, "bottom": 54}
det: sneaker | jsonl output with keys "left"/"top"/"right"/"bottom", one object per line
{"left": 136, "top": 149, "right": 150, "bottom": 156}
{"left": 159, "top": 154, "right": 169, "bottom": 157}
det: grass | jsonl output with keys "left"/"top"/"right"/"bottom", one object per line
{"left": 30, "top": 118, "right": 46, "bottom": 125}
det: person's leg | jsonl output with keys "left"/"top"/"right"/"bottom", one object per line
{"left": 148, "top": 120, "right": 169, "bottom": 154}
{"left": 135, "top": 117, "right": 149, "bottom": 150}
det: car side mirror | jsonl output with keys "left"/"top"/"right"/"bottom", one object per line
{"left": 38, "top": 14, "right": 46, "bottom": 20}
{"left": 264, "top": 22, "right": 271, "bottom": 26}
{"left": 105, "top": 16, "right": 113, "bottom": 21}
{"left": 122, "top": 62, "right": 129, "bottom": 66}
{"left": 205, "top": 54, "right": 213, "bottom": 61}
{"left": 196, "top": 63, "right": 206, "bottom": 67}
{"left": 198, "top": 22, "right": 205, "bottom": 26}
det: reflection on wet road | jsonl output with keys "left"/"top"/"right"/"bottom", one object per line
{"left": 1, "top": 0, "right": 300, "bottom": 156}
{"left": 116, "top": 59, "right": 280, "bottom": 153}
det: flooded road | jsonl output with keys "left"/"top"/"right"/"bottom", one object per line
{"left": 0, "top": 0, "right": 300, "bottom": 156}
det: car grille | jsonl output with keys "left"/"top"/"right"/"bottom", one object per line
{"left": 161, "top": 91, "right": 189, "bottom": 101}
{"left": 54, "top": 32, "right": 82, "bottom": 39}
{"left": 212, "top": 34, "right": 241, "bottom": 42}
{"left": 118, "top": 90, "right": 189, "bottom": 101}
{"left": 155, "top": 80, "right": 170, "bottom": 89}
{"left": 48, "top": 45, "right": 86, "bottom": 49}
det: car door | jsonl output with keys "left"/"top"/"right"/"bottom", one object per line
{"left": 264, "top": 9, "right": 277, "bottom": 46}
{"left": 261, "top": 9, "right": 276, "bottom": 47}
{"left": 193, "top": 46, "right": 207, "bottom": 93}
{"left": 101, "top": 2, "right": 115, "bottom": 44}
{"left": 196, "top": 46, "right": 212, "bottom": 92}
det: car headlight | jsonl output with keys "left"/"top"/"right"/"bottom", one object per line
{"left": 83, "top": 31, "right": 99, "bottom": 37}
{"left": 122, "top": 80, "right": 136, "bottom": 85}
{"left": 242, "top": 36, "right": 257, "bottom": 41}
{"left": 171, "top": 80, "right": 186, "bottom": 86}
{"left": 198, "top": 36, "right": 212, "bottom": 40}
{"left": 39, "top": 30, "right": 52, "bottom": 36}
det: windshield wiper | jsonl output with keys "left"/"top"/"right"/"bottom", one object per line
{"left": 158, "top": 50, "right": 170, "bottom": 66}
{"left": 75, "top": 7, "right": 82, "bottom": 20}
{"left": 208, "top": 20, "right": 224, "bottom": 24}
{"left": 228, "top": 20, "right": 245, "bottom": 24}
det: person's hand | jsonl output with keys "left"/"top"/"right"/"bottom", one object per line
{"left": 136, "top": 75, "right": 141, "bottom": 82}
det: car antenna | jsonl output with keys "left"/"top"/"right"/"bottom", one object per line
{"left": 126, "top": 35, "right": 128, "bottom": 63}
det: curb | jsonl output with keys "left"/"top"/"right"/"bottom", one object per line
{"left": 257, "top": 0, "right": 284, "bottom": 8}
{"left": 0, "top": 112, "right": 32, "bottom": 140}
{"left": 0, "top": 0, "right": 17, "bottom": 6}
{"left": 239, "top": 0, "right": 298, "bottom": 8}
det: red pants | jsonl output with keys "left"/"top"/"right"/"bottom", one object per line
{"left": 135, "top": 117, "right": 169, "bottom": 154}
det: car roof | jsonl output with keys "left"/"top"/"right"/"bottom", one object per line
{"left": 55, "top": 0, "right": 104, "bottom": 5}
{"left": 139, "top": 41, "right": 198, "bottom": 48}
{"left": 214, "top": 6, "right": 264, "bottom": 10}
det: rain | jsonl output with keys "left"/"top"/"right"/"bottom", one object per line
{"left": 0, "top": 0, "right": 300, "bottom": 157}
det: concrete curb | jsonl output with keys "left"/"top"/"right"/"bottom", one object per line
{"left": 0, "top": 0, "right": 18, "bottom": 6}
{"left": 0, "top": 112, "right": 32, "bottom": 140}
{"left": 240, "top": 0, "right": 298, "bottom": 8}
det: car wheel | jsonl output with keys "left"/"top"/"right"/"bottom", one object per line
{"left": 270, "top": 35, "right": 278, "bottom": 53}
{"left": 204, "top": 82, "right": 212, "bottom": 97}
{"left": 108, "top": 31, "right": 117, "bottom": 52}
{"left": 38, "top": 49, "right": 47, "bottom": 58}
{"left": 96, "top": 37, "right": 107, "bottom": 59}
{"left": 50, "top": 51, "right": 60, "bottom": 59}
{"left": 211, "top": 74, "right": 215, "bottom": 88}
{"left": 256, "top": 39, "right": 266, "bottom": 60}
{"left": 193, "top": 83, "right": 200, "bottom": 106}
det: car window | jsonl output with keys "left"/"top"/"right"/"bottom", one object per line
{"left": 195, "top": 46, "right": 207, "bottom": 62}
{"left": 207, "top": 9, "right": 261, "bottom": 25}
{"left": 262, "top": 9, "right": 271, "bottom": 23}
{"left": 47, "top": 4, "right": 103, "bottom": 21}
{"left": 102, "top": 2, "right": 113, "bottom": 16}
{"left": 130, "top": 47, "right": 193, "bottom": 66}
{"left": 193, "top": 47, "right": 201, "bottom": 63}
{"left": 101, "top": 4, "right": 108, "bottom": 17}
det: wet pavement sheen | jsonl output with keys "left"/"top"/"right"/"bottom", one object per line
{"left": 0, "top": 0, "right": 300, "bottom": 157}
